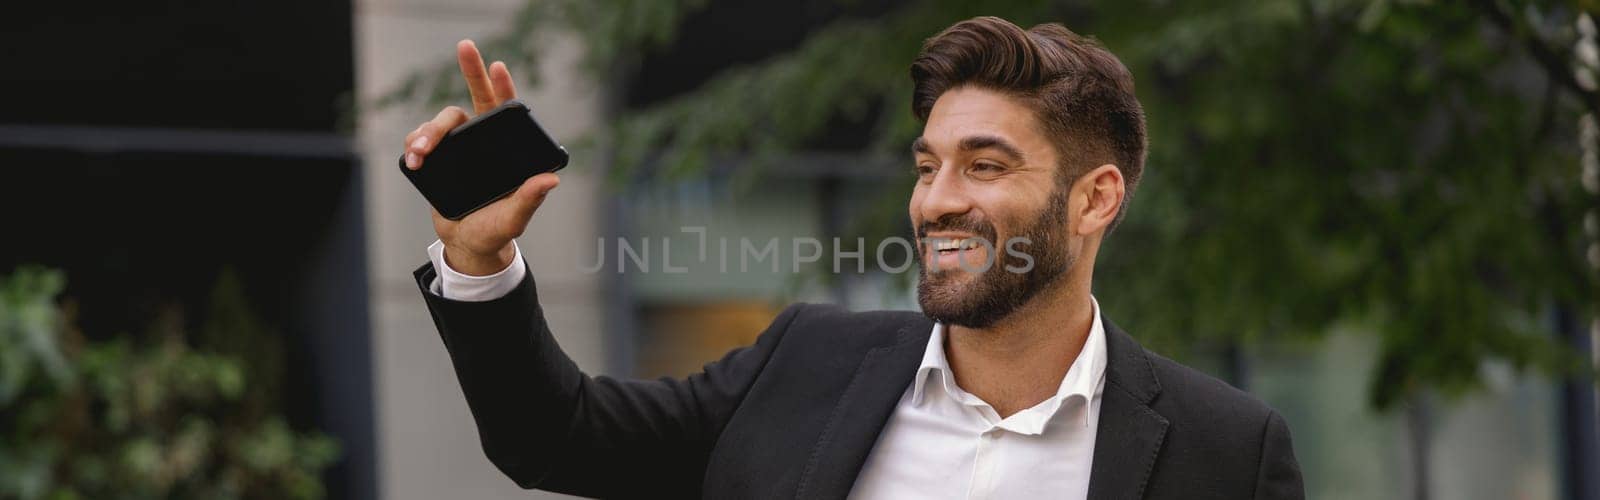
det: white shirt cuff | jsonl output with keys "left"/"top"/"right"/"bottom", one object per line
{"left": 427, "top": 239, "right": 527, "bottom": 302}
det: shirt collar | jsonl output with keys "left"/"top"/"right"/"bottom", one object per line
{"left": 911, "top": 296, "right": 1108, "bottom": 430}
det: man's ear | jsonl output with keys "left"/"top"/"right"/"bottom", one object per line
{"left": 1073, "top": 164, "right": 1125, "bottom": 236}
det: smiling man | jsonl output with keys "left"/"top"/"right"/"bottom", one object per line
{"left": 405, "top": 16, "right": 1303, "bottom": 500}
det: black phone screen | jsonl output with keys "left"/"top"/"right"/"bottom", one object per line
{"left": 399, "top": 100, "right": 569, "bottom": 220}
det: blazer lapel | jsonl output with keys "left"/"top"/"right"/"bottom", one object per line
{"left": 794, "top": 320, "right": 932, "bottom": 499}
{"left": 1086, "top": 319, "right": 1170, "bottom": 500}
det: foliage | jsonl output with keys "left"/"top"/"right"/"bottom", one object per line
{"left": 389, "top": 0, "right": 1600, "bottom": 410}
{"left": 0, "top": 267, "right": 339, "bottom": 500}
{"left": 1090, "top": 0, "right": 1599, "bottom": 408}
{"left": 373, "top": 0, "right": 713, "bottom": 112}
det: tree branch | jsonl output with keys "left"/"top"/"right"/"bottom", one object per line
{"left": 1471, "top": 0, "right": 1600, "bottom": 116}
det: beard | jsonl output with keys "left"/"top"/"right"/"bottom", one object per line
{"left": 915, "top": 187, "right": 1074, "bottom": 329}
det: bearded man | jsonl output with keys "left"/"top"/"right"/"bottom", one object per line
{"left": 403, "top": 15, "right": 1304, "bottom": 500}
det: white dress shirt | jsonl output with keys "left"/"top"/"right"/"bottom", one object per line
{"left": 426, "top": 241, "right": 1107, "bottom": 499}
{"left": 426, "top": 239, "right": 527, "bottom": 301}
{"left": 848, "top": 299, "right": 1107, "bottom": 500}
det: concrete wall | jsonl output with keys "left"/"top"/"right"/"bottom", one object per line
{"left": 355, "top": 0, "right": 606, "bottom": 497}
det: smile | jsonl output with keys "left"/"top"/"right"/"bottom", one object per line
{"left": 932, "top": 238, "right": 987, "bottom": 254}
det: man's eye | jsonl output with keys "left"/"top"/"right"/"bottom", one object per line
{"left": 915, "top": 165, "right": 936, "bottom": 179}
{"left": 972, "top": 162, "right": 1003, "bottom": 173}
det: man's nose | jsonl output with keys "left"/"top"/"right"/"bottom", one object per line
{"left": 917, "top": 168, "right": 973, "bottom": 226}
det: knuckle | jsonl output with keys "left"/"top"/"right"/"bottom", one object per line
{"left": 441, "top": 107, "right": 469, "bottom": 125}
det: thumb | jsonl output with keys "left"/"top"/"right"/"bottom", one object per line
{"left": 508, "top": 172, "right": 560, "bottom": 216}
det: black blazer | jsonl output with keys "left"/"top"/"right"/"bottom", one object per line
{"left": 415, "top": 263, "right": 1305, "bottom": 499}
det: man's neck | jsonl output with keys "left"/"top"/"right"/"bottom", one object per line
{"left": 944, "top": 279, "right": 1095, "bottom": 418}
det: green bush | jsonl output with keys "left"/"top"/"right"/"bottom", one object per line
{"left": 0, "top": 266, "right": 338, "bottom": 500}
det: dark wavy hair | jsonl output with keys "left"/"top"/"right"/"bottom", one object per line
{"left": 910, "top": 16, "right": 1147, "bottom": 230}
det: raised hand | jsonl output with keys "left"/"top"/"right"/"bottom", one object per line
{"left": 403, "top": 40, "right": 561, "bottom": 276}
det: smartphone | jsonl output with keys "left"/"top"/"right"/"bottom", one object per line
{"left": 399, "top": 100, "right": 569, "bottom": 220}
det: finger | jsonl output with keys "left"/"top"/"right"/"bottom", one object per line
{"left": 403, "top": 124, "right": 424, "bottom": 149}
{"left": 489, "top": 61, "right": 517, "bottom": 102}
{"left": 507, "top": 173, "right": 561, "bottom": 222}
{"left": 419, "top": 106, "right": 471, "bottom": 155}
{"left": 406, "top": 106, "right": 469, "bottom": 169}
{"left": 402, "top": 124, "right": 427, "bottom": 169}
{"left": 457, "top": 40, "right": 499, "bottom": 114}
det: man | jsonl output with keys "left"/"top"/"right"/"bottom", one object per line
{"left": 402, "top": 16, "right": 1303, "bottom": 500}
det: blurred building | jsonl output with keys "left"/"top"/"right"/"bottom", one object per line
{"left": 2, "top": 0, "right": 375, "bottom": 498}
{"left": 356, "top": 0, "right": 605, "bottom": 498}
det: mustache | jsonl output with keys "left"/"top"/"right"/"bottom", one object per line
{"left": 916, "top": 213, "right": 997, "bottom": 241}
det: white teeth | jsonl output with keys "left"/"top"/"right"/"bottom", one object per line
{"left": 933, "top": 238, "right": 984, "bottom": 251}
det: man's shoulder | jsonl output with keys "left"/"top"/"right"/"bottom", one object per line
{"left": 778, "top": 303, "right": 931, "bottom": 345}
{"left": 785, "top": 302, "right": 929, "bottom": 326}
{"left": 1137, "top": 348, "right": 1280, "bottom": 435}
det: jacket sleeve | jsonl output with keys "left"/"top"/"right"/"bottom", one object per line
{"left": 1253, "top": 410, "right": 1306, "bottom": 500}
{"left": 414, "top": 262, "right": 802, "bottom": 498}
